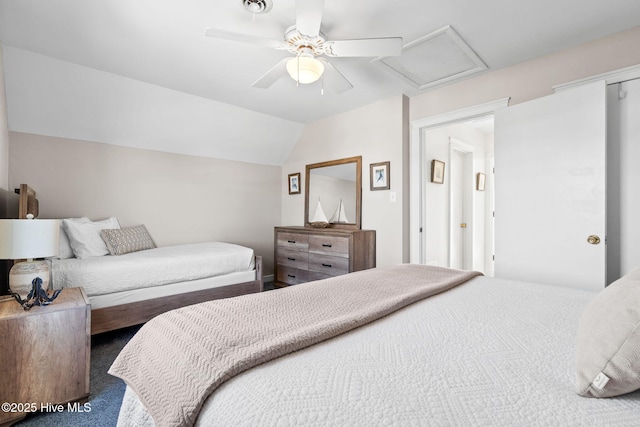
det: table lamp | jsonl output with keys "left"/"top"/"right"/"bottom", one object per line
{"left": 0, "top": 215, "right": 61, "bottom": 309}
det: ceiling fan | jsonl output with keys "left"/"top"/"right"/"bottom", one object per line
{"left": 205, "top": 0, "right": 403, "bottom": 93}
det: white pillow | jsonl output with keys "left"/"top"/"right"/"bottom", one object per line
{"left": 56, "top": 217, "right": 90, "bottom": 259}
{"left": 63, "top": 217, "right": 120, "bottom": 259}
{"left": 576, "top": 266, "right": 640, "bottom": 397}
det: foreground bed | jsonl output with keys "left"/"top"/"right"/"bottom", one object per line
{"left": 112, "top": 265, "right": 640, "bottom": 426}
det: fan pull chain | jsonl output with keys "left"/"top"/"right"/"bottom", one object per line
{"left": 296, "top": 54, "right": 300, "bottom": 87}
{"left": 321, "top": 75, "right": 324, "bottom": 95}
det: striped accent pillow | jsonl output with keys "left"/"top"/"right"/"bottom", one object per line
{"left": 100, "top": 225, "right": 156, "bottom": 256}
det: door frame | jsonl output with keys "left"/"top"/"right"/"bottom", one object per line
{"left": 409, "top": 97, "right": 510, "bottom": 264}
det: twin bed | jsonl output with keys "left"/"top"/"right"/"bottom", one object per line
{"left": 17, "top": 184, "right": 263, "bottom": 334}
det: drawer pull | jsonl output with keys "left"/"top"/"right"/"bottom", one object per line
{"left": 322, "top": 243, "right": 332, "bottom": 248}
{"left": 288, "top": 240, "right": 296, "bottom": 244}
{"left": 287, "top": 274, "right": 296, "bottom": 278}
{"left": 287, "top": 257, "right": 296, "bottom": 261}
{"left": 322, "top": 263, "right": 332, "bottom": 268}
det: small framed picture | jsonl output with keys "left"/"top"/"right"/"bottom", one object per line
{"left": 476, "top": 173, "right": 486, "bottom": 191}
{"left": 370, "top": 161, "right": 390, "bottom": 191}
{"left": 431, "top": 160, "right": 445, "bottom": 184}
{"left": 288, "top": 172, "right": 301, "bottom": 195}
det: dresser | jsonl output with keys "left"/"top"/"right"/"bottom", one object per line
{"left": 274, "top": 226, "right": 376, "bottom": 287}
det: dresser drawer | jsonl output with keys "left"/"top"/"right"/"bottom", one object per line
{"left": 277, "top": 248, "right": 309, "bottom": 270}
{"left": 309, "top": 235, "right": 349, "bottom": 257}
{"left": 277, "top": 266, "right": 309, "bottom": 285}
{"left": 277, "top": 232, "right": 309, "bottom": 251}
{"left": 309, "top": 254, "right": 349, "bottom": 276}
{"left": 307, "top": 271, "right": 332, "bottom": 282}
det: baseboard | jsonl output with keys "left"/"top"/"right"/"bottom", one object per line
{"left": 263, "top": 274, "right": 274, "bottom": 283}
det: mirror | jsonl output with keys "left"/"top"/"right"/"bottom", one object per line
{"left": 305, "top": 156, "right": 362, "bottom": 230}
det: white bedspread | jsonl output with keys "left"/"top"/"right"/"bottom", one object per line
{"left": 117, "top": 275, "right": 640, "bottom": 426}
{"left": 51, "top": 242, "right": 254, "bottom": 297}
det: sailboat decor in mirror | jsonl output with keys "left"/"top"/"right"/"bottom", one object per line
{"left": 310, "top": 198, "right": 329, "bottom": 228}
{"left": 329, "top": 199, "right": 349, "bottom": 224}
{"left": 305, "top": 156, "right": 362, "bottom": 230}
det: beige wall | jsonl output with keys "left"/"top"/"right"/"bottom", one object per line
{"left": 8, "top": 132, "right": 280, "bottom": 274}
{"left": 281, "top": 95, "right": 409, "bottom": 267}
{"left": 410, "top": 26, "right": 640, "bottom": 120}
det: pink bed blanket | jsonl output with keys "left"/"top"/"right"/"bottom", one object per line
{"left": 109, "top": 264, "right": 482, "bottom": 426}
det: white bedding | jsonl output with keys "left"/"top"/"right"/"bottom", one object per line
{"left": 116, "top": 274, "right": 640, "bottom": 426}
{"left": 51, "top": 242, "right": 255, "bottom": 297}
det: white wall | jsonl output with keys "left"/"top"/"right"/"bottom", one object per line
{"left": 422, "top": 122, "right": 491, "bottom": 273}
{"left": 281, "top": 95, "right": 409, "bottom": 267}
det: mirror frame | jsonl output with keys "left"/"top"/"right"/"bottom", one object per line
{"left": 305, "top": 156, "right": 362, "bottom": 230}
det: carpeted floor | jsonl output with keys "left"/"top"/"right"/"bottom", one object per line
{"left": 15, "top": 281, "right": 275, "bottom": 426}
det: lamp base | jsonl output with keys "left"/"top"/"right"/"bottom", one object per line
{"left": 9, "top": 260, "right": 51, "bottom": 299}
{"left": 9, "top": 261, "right": 60, "bottom": 310}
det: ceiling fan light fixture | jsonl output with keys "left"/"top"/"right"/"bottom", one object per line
{"left": 286, "top": 56, "right": 325, "bottom": 84}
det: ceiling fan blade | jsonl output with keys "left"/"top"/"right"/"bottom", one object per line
{"left": 321, "top": 59, "right": 353, "bottom": 94}
{"left": 324, "top": 37, "right": 403, "bottom": 57}
{"left": 205, "top": 27, "right": 285, "bottom": 50}
{"left": 251, "top": 58, "right": 291, "bottom": 88}
{"left": 295, "top": 0, "right": 325, "bottom": 38}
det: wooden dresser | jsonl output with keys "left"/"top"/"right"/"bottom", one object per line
{"left": 274, "top": 226, "right": 376, "bottom": 287}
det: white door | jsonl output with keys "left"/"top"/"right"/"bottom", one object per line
{"left": 494, "top": 81, "right": 607, "bottom": 291}
{"left": 449, "top": 144, "right": 473, "bottom": 270}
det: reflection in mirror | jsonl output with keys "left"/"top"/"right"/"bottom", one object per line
{"left": 305, "top": 156, "right": 362, "bottom": 230}
{"left": 309, "top": 164, "right": 356, "bottom": 225}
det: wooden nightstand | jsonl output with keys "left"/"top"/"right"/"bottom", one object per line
{"left": 0, "top": 287, "right": 90, "bottom": 426}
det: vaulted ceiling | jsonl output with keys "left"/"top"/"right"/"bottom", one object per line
{"left": 2, "top": 0, "right": 639, "bottom": 125}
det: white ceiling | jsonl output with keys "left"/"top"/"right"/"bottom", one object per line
{"left": 1, "top": 0, "right": 639, "bottom": 126}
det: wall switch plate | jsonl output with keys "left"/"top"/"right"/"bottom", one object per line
{"left": 389, "top": 191, "right": 397, "bottom": 203}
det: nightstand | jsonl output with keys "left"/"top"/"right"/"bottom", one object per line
{"left": 0, "top": 287, "right": 90, "bottom": 426}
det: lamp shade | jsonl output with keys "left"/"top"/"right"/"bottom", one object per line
{"left": 0, "top": 219, "right": 60, "bottom": 259}
{"left": 286, "top": 56, "right": 325, "bottom": 84}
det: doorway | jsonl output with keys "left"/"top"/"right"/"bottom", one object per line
{"left": 420, "top": 118, "right": 494, "bottom": 274}
{"left": 409, "top": 97, "right": 509, "bottom": 272}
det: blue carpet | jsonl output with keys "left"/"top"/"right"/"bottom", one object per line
{"left": 15, "top": 325, "right": 141, "bottom": 427}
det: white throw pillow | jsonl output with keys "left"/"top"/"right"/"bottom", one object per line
{"left": 63, "top": 217, "right": 120, "bottom": 259}
{"left": 576, "top": 266, "right": 640, "bottom": 397}
{"left": 56, "top": 217, "right": 90, "bottom": 259}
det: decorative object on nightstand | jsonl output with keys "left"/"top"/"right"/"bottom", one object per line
{"left": 0, "top": 215, "right": 61, "bottom": 309}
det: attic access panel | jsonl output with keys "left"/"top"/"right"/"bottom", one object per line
{"left": 376, "top": 25, "right": 487, "bottom": 90}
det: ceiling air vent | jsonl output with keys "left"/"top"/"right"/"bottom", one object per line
{"left": 375, "top": 25, "right": 487, "bottom": 90}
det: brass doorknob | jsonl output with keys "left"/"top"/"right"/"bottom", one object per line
{"left": 460, "top": 223, "right": 467, "bottom": 228}
{"left": 587, "top": 235, "right": 601, "bottom": 245}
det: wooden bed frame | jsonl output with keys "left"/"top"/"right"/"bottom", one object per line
{"left": 17, "top": 184, "right": 265, "bottom": 335}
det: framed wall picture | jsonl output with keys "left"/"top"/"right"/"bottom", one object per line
{"left": 431, "top": 160, "right": 445, "bottom": 184}
{"left": 288, "top": 172, "right": 301, "bottom": 195}
{"left": 476, "top": 172, "right": 486, "bottom": 191}
{"left": 370, "top": 161, "right": 390, "bottom": 191}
